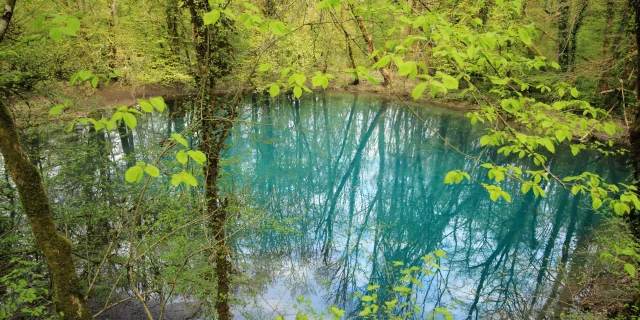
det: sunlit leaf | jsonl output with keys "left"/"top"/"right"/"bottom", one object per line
{"left": 49, "top": 105, "right": 64, "bottom": 116}
{"left": 150, "top": 96, "right": 166, "bottom": 112}
{"left": 176, "top": 150, "right": 188, "bottom": 164}
{"left": 625, "top": 263, "right": 636, "bottom": 278}
{"left": 139, "top": 100, "right": 154, "bottom": 113}
{"left": 293, "top": 85, "right": 302, "bottom": 98}
{"left": 125, "top": 166, "right": 144, "bottom": 183}
{"left": 171, "top": 133, "right": 189, "bottom": 148}
{"left": 269, "top": 84, "right": 280, "bottom": 97}
{"left": 188, "top": 150, "right": 207, "bottom": 165}
{"left": 412, "top": 82, "right": 428, "bottom": 100}
{"left": 269, "top": 21, "right": 288, "bottom": 36}
{"left": 122, "top": 113, "right": 137, "bottom": 129}
{"left": 144, "top": 165, "right": 160, "bottom": 177}
{"left": 203, "top": 10, "right": 221, "bottom": 25}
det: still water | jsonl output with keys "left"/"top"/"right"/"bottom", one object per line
{"left": 222, "top": 92, "right": 628, "bottom": 319}
{"left": 28, "top": 92, "right": 629, "bottom": 319}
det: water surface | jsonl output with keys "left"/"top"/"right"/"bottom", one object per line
{"left": 26, "top": 92, "right": 630, "bottom": 319}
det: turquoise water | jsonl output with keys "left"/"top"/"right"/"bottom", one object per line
{"left": 24, "top": 92, "right": 630, "bottom": 319}
{"left": 223, "top": 92, "right": 628, "bottom": 319}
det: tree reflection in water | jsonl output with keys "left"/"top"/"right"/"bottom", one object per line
{"left": 225, "top": 92, "right": 628, "bottom": 319}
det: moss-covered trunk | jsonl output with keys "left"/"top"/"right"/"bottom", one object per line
{"left": 185, "top": 1, "right": 237, "bottom": 318}
{"left": 557, "top": 0, "right": 570, "bottom": 71}
{"left": 200, "top": 98, "right": 234, "bottom": 320}
{"left": 0, "top": 103, "right": 91, "bottom": 320}
{"left": 349, "top": 3, "right": 391, "bottom": 87}
{"left": 630, "top": 0, "right": 640, "bottom": 235}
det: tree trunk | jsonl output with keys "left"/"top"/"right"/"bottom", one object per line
{"left": 184, "top": 1, "right": 236, "bottom": 318}
{"left": 0, "top": 0, "right": 17, "bottom": 43}
{"left": 344, "top": 29, "right": 360, "bottom": 85}
{"left": 349, "top": 3, "right": 392, "bottom": 87}
{"left": 567, "top": 0, "right": 589, "bottom": 70}
{"left": 557, "top": 0, "right": 570, "bottom": 71}
{"left": 630, "top": 0, "right": 640, "bottom": 235}
{"left": 0, "top": 2, "right": 91, "bottom": 319}
{"left": 108, "top": 0, "right": 118, "bottom": 70}
{"left": 0, "top": 103, "right": 91, "bottom": 320}
{"left": 265, "top": 0, "right": 275, "bottom": 17}
{"left": 200, "top": 98, "right": 234, "bottom": 320}
{"left": 166, "top": 0, "right": 180, "bottom": 56}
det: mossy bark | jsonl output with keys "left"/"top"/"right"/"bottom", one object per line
{"left": 0, "top": 103, "right": 91, "bottom": 320}
{"left": 349, "top": 3, "right": 391, "bottom": 87}
{"left": 631, "top": 0, "right": 640, "bottom": 236}
{"left": 184, "top": 1, "right": 236, "bottom": 318}
{"left": 557, "top": 0, "right": 570, "bottom": 71}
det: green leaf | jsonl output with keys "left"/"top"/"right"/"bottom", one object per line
{"left": 517, "top": 27, "right": 532, "bottom": 46}
{"left": 139, "top": 100, "right": 154, "bottom": 113}
{"left": 435, "top": 308, "right": 453, "bottom": 320}
{"left": 203, "top": 10, "right": 221, "bottom": 25}
{"left": 91, "top": 76, "right": 99, "bottom": 88}
{"left": 188, "top": 150, "right": 207, "bottom": 165}
{"left": 269, "top": 84, "right": 280, "bottom": 97}
{"left": 625, "top": 263, "right": 636, "bottom": 278}
{"left": 329, "top": 306, "right": 345, "bottom": 317}
{"left": 434, "top": 250, "right": 446, "bottom": 258}
{"left": 312, "top": 73, "right": 325, "bottom": 88}
{"left": 373, "top": 55, "right": 391, "bottom": 69}
{"left": 592, "top": 197, "right": 603, "bottom": 210}
{"left": 444, "top": 171, "right": 457, "bottom": 184}
{"left": 243, "top": 2, "right": 261, "bottom": 12}
{"left": 393, "top": 286, "right": 412, "bottom": 294}
{"left": 49, "top": 28, "right": 63, "bottom": 42}
{"left": 65, "top": 17, "right": 80, "bottom": 35}
{"left": 171, "top": 133, "right": 189, "bottom": 148}
{"left": 430, "top": 81, "right": 448, "bottom": 98}
{"left": 438, "top": 72, "right": 458, "bottom": 90}
{"left": 49, "top": 105, "right": 64, "bottom": 116}
{"left": 558, "top": 88, "right": 565, "bottom": 98}
{"left": 125, "top": 166, "right": 144, "bottom": 183}
{"left": 175, "top": 171, "right": 198, "bottom": 187}
{"left": 258, "top": 63, "right": 271, "bottom": 72}
{"left": 269, "top": 20, "right": 288, "bottom": 36}
{"left": 122, "top": 113, "right": 137, "bottom": 129}
{"left": 570, "top": 87, "right": 579, "bottom": 98}
{"left": 412, "top": 82, "right": 428, "bottom": 100}
{"left": 293, "top": 86, "right": 302, "bottom": 98}
{"left": 176, "top": 150, "right": 188, "bottom": 164}
{"left": 367, "top": 284, "right": 380, "bottom": 291}
{"left": 171, "top": 173, "right": 181, "bottom": 187}
{"left": 150, "top": 96, "right": 166, "bottom": 112}
{"left": 144, "top": 165, "right": 160, "bottom": 177}
{"left": 398, "top": 61, "right": 416, "bottom": 77}
{"left": 78, "top": 70, "right": 93, "bottom": 81}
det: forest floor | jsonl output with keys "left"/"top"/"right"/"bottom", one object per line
{"left": 88, "top": 298, "right": 202, "bottom": 320}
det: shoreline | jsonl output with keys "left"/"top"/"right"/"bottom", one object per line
{"left": 11, "top": 81, "right": 627, "bottom": 146}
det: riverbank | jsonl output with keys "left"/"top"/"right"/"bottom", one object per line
{"left": 11, "top": 78, "right": 629, "bottom": 147}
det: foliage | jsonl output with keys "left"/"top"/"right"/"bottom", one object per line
{"left": 0, "top": 259, "right": 56, "bottom": 320}
{"left": 0, "top": 0, "right": 639, "bottom": 318}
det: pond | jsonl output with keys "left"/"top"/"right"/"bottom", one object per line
{"left": 22, "top": 91, "right": 630, "bottom": 319}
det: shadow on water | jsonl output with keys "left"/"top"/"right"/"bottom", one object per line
{"left": 17, "top": 92, "right": 630, "bottom": 319}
